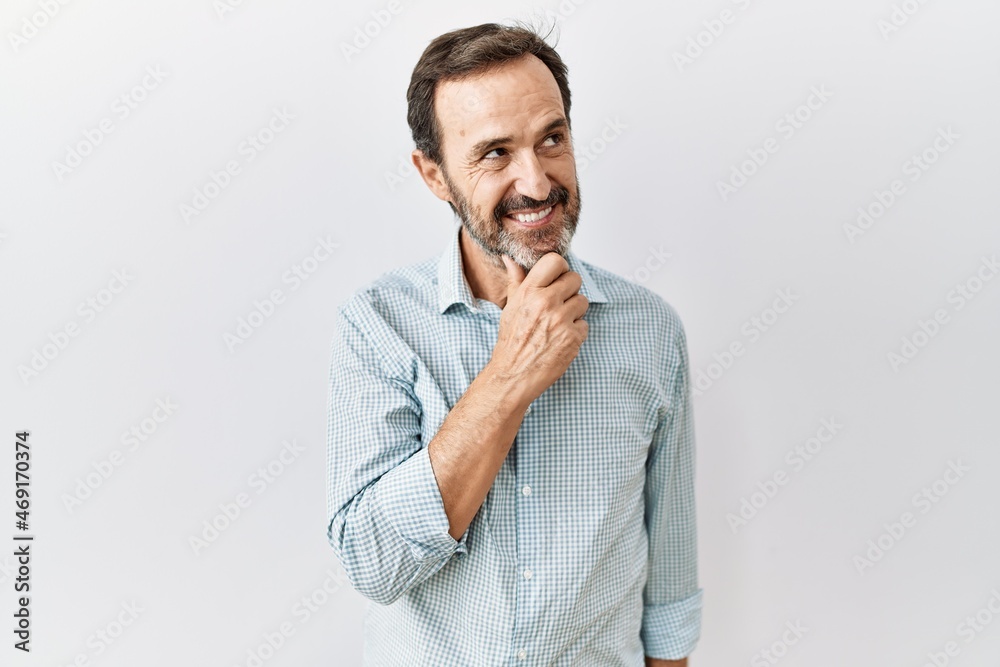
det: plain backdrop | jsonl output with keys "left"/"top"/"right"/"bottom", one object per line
{"left": 2, "top": 1, "right": 999, "bottom": 665}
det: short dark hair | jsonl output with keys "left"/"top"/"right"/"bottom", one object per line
{"left": 406, "top": 21, "right": 572, "bottom": 167}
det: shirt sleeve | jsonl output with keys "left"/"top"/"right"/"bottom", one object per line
{"left": 641, "top": 312, "right": 704, "bottom": 659}
{"left": 325, "top": 300, "right": 470, "bottom": 606}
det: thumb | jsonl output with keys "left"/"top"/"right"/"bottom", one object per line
{"left": 501, "top": 254, "right": 526, "bottom": 290}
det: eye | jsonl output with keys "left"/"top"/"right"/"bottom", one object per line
{"left": 481, "top": 133, "right": 564, "bottom": 162}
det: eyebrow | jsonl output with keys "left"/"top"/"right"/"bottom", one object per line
{"left": 466, "top": 117, "right": 568, "bottom": 160}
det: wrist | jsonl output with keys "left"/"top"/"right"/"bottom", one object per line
{"left": 480, "top": 360, "right": 533, "bottom": 414}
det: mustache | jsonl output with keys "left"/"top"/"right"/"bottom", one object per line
{"left": 494, "top": 186, "right": 569, "bottom": 221}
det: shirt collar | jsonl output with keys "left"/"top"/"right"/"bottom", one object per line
{"left": 437, "top": 223, "right": 608, "bottom": 314}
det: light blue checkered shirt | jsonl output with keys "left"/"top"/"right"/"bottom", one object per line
{"left": 326, "top": 223, "right": 702, "bottom": 666}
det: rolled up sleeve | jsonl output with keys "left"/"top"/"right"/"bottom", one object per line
{"left": 641, "top": 314, "right": 703, "bottom": 659}
{"left": 326, "top": 300, "right": 469, "bottom": 606}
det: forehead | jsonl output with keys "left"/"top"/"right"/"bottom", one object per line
{"left": 434, "top": 54, "right": 565, "bottom": 154}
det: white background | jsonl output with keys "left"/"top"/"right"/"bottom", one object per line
{"left": 2, "top": 0, "right": 999, "bottom": 665}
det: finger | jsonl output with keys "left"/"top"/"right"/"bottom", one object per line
{"left": 501, "top": 254, "right": 526, "bottom": 291}
{"left": 563, "top": 292, "right": 589, "bottom": 321}
{"left": 548, "top": 270, "right": 583, "bottom": 303}
{"left": 522, "top": 252, "right": 570, "bottom": 289}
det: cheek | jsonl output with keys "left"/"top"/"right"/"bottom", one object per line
{"left": 558, "top": 155, "right": 578, "bottom": 181}
{"left": 543, "top": 155, "right": 576, "bottom": 188}
{"left": 470, "top": 175, "right": 510, "bottom": 214}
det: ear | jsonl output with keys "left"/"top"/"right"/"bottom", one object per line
{"left": 412, "top": 149, "right": 452, "bottom": 203}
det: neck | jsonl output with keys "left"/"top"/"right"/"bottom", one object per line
{"left": 459, "top": 226, "right": 509, "bottom": 309}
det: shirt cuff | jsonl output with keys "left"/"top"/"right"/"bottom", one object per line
{"left": 641, "top": 588, "right": 704, "bottom": 660}
{"left": 372, "top": 446, "right": 470, "bottom": 562}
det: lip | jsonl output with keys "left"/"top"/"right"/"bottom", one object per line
{"left": 506, "top": 203, "right": 557, "bottom": 228}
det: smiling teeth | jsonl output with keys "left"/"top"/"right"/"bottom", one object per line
{"left": 513, "top": 206, "right": 552, "bottom": 223}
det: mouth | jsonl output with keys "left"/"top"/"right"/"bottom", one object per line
{"left": 505, "top": 203, "right": 558, "bottom": 229}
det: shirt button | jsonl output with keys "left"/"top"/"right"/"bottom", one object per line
{"left": 517, "top": 650, "right": 527, "bottom": 660}
{"left": 521, "top": 485, "right": 532, "bottom": 496}
{"left": 523, "top": 568, "right": 533, "bottom": 580}
{"left": 525, "top": 404, "right": 533, "bottom": 415}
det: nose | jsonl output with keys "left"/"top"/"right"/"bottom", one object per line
{"left": 512, "top": 149, "right": 551, "bottom": 203}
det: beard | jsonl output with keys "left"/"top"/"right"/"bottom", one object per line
{"left": 441, "top": 167, "right": 581, "bottom": 273}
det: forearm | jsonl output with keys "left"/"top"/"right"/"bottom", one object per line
{"left": 428, "top": 361, "right": 530, "bottom": 540}
{"left": 646, "top": 657, "right": 687, "bottom": 667}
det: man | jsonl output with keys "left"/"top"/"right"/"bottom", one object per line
{"left": 326, "top": 22, "right": 702, "bottom": 666}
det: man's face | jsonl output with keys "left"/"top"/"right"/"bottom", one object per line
{"left": 432, "top": 54, "right": 581, "bottom": 272}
